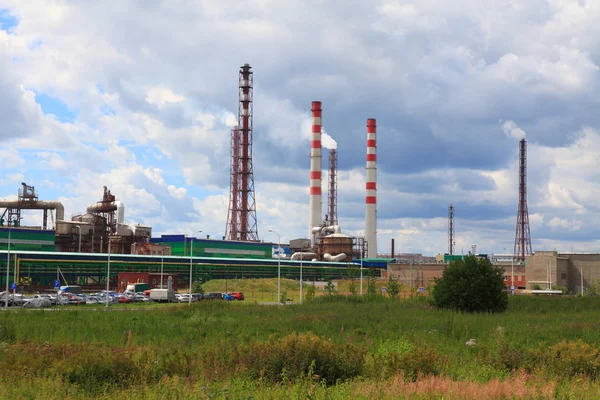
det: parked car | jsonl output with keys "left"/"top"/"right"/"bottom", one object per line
{"left": 204, "top": 292, "right": 222, "bottom": 300}
{"left": 0, "top": 292, "right": 28, "bottom": 307}
{"left": 31, "top": 294, "right": 57, "bottom": 305}
{"left": 192, "top": 293, "right": 204, "bottom": 301}
{"left": 222, "top": 293, "right": 234, "bottom": 301}
{"left": 57, "top": 292, "right": 85, "bottom": 305}
{"left": 177, "top": 294, "right": 198, "bottom": 303}
{"left": 134, "top": 293, "right": 148, "bottom": 302}
{"left": 117, "top": 295, "right": 134, "bottom": 304}
{"left": 230, "top": 292, "right": 245, "bottom": 301}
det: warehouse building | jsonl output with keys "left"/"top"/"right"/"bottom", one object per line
{"left": 525, "top": 251, "right": 600, "bottom": 294}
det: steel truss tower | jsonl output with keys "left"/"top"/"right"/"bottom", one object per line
{"left": 225, "top": 64, "right": 259, "bottom": 241}
{"left": 514, "top": 139, "right": 532, "bottom": 261}
{"left": 327, "top": 149, "right": 338, "bottom": 226}
{"left": 448, "top": 204, "right": 454, "bottom": 256}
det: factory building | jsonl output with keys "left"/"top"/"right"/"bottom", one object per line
{"left": 150, "top": 235, "right": 273, "bottom": 259}
{"left": 0, "top": 228, "right": 56, "bottom": 252}
{"left": 525, "top": 251, "right": 600, "bottom": 294}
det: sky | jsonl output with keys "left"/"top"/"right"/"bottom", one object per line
{"left": 0, "top": 0, "right": 599, "bottom": 255}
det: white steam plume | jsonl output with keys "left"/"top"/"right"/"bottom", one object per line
{"left": 501, "top": 120, "right": 526, "bottom": 140}
{"left": 321, "top": 127, "right": 337, "bottom": 149}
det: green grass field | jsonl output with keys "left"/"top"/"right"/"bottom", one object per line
{"left": 2, "top": 294, "right": 600, "bottom": 399}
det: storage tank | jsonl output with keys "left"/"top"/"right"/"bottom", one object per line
{"left": 322, "top": 233, "right": 353, "bottom": 261}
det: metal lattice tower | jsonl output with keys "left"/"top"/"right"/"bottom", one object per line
{"left": 225, "top": 126, "right": 240, "bottom": 240}
{"left": 448, "top": 204, "right": 454, "bottom": 256}
{"left": 514, "top": 139, "right": 532, "bottom": 261}
{"left": 327, "top": 149, "right": 338, "bottom": 226}
{"left": 228, "top": 63, "right": 259, "bottom": 241}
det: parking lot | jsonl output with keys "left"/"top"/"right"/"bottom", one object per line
{"left": 0, "top": 290, "right": 245, "bottom": 308}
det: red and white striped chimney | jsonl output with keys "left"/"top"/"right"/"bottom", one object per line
{"left": 308, "top": 101, "right": 322, "bottom": 240}
{"left": 365, "top": 118, "right": 377, "bottom": 258}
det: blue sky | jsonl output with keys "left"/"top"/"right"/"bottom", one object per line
{"left": 0, "top": 1, "right": 599, "bottom": 255}
{"left": 0, "top": 8, "right": 17, "bottom": 31}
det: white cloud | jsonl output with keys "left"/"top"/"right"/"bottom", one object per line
{"left": 502, "top": 120, "right": 526, "bottom": 140}
{"left": 146, "top": 87, "right": 185, "bottom": 108}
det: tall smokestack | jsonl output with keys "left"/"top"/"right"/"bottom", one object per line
{"left": 514, "top": 138, "right": 532, "bottom": 261}
{"left": 328, "top": 148, "right": 338, "bottom": 226}
{"left": 365, "top": 118, "right": 377, "bottom": 258}
{"left": 308, "top": 101, "right": 322, "bottom": 240}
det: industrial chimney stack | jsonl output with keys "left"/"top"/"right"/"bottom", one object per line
{"left": 365, "top": 118, "right": 377, "bottom": 258}
{"left": 308, "top": 101, "right": 322, "bottom": 241}
{"left": 514, "top": 138, "right": 532, "bottom": 261}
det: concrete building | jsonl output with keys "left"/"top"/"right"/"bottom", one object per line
{"left": 525, "top": 252, "right": 600, "bottom": 294}
{"left": 386, "top": 262, "right": 526, "bottom": 291}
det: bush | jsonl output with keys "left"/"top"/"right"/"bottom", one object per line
{"left": 366, "top": 271, "right": 377, "bottom": 296}
{"left": 324, "top": 280, "right": 337, "bottom": 296}
{"left": 0, "top": 321, "right": 15, "bottom": 343}
{"left": 546, "top": 340, "right": 600, "bottom": 378}
{"left": 431, "top": 255, "right": 508, "bottom": 313}
{"left": 305, "top": 285, "right": 315, "bottom": 301}
{"left": 191, "top": 281, "right": 204, "bottom": 294}
{"left": 243, "top": 332, "right": 364, "bottom": 384}
{"left": 365, "top": 342, "right": 440, "bottom": 381}
{"left": 387, "top": 275, "right": 401, "bottom": 297}
{"left": 348, "top": 280, "right": 357, "bottom": 296}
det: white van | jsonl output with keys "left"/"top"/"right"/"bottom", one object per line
{"left": 149, "top": 288, "right": 175, "bottom": 303}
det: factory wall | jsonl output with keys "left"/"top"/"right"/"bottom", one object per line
{"left": 150, "top": 235, "right": 272, "bottom": 259}
{"left": 387, "top": 262, "right": 527, "bottom": 291}
{"left": 526, "top": 252, "right": 600, "bottom": 294}
{"left": 0, "top": 228, "right": 55, "bottom": 252}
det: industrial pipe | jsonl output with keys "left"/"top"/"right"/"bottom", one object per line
{"left": 86, "top": 202, "right": 117, "bottom": 214}
{"left": 291, "top": 252, "right": 318, "bottom": 261}
{"left": 0, "top": 200, "right": 65, "bottom": 221}
{"left": 323, "top": 253, "right": 347, "bottom": 262}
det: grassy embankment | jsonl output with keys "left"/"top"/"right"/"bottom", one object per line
{"left": 199, "top": 277, "right": 404, "bottom": 301}
{"left": 3, "top": 295, "right": 600, "bottom": 398}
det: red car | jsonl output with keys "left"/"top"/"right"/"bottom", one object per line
{"left": 117, "top": 296, "right": 134, "bottom": 304}
{"left": 230, "top": 292, "right": 244, "bottom": 301}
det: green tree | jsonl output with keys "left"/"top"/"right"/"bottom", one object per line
{"left": 305, "top": 285, "right": 316, "bottom": 301}
{"left": 431, "top": 255, "right": 508, "bottom": 313}
{"left": 367, "top": 270, "right": 378, "bottom": 296}
{"left": 324, "top": 279, "right": 337, "bottom": 296}
{"left": 191, "top": 281, "right": 204, "bottom": 294}
{"left": 347, "top": 265, "right": 358, "bottom": 296}
{"left": 387, "top": 274, "right": 401, "bottom": 297}
{"left": 348, "top": 280, "right": 357, "bottom": 296}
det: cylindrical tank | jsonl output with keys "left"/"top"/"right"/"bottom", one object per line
{"left": 322, "top": 233, "right": 353, "bottom": 261}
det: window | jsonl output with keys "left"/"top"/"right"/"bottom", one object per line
{"left": 503, "top": 276, "right": 508, "bottom": 281}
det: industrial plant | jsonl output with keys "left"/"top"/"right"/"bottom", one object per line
{"left": 0, "top": 63, "right": 382, "bottom": 293}
{"left": 1, "top": 63, "right": 598, "bottom": 296}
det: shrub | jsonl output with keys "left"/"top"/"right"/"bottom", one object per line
{"left": 365, "top": 342, "right": 440, "bottom": 381}
{"left": 498, "top": 343, "right": 525, "bottom": 372}
{"left": 56, "top": 349, "right": 141, "bottom": 395}
{"left": 546, "top": 340, "right": 600, "bottom": 378}
{"left": 366, "top": 271, "right": 378, "bottom": 296}
{"left": 243, "top": 332, "right": 364, "bottom": 384}
{"left": 324, "top": 280, "right": 337, "bottom": 296}
{"left": 387, "top": 275, "right": 401, "bottom": 297}
{"left": 348, "top": 280, "right": 357, "bottom": 296}
{"left": 431, "top": 255, "right": 508, "bottom": 313}
{"left": 0, "top": 321, "right": 15, "bottom": 343}
{"left": 305, "top": 285, "right": 315, "bottom": 301}
{"left": 191, "top": 281, "right": 204, "bottom": 294}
